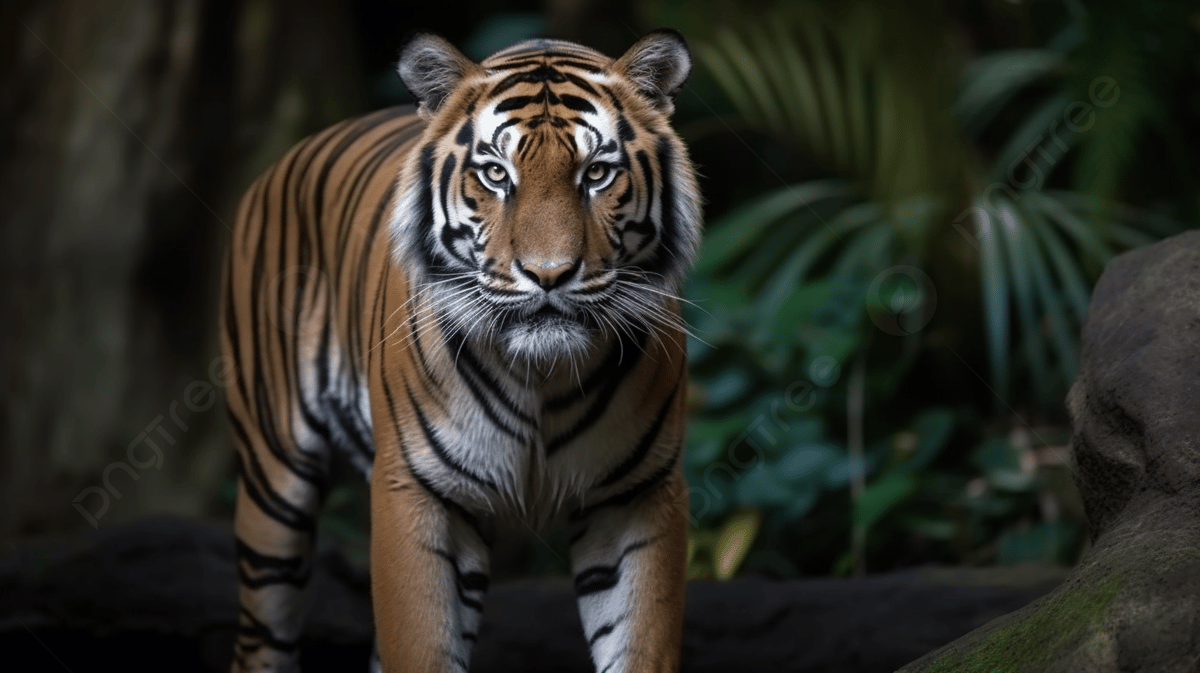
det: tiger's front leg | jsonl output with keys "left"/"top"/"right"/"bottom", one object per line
{"left": 570, "top": 469, "right": 689, "bottom": 673}
{"left": 370, "top": 443, "right": 492, "bottom": 673}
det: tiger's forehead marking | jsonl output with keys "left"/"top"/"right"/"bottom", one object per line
{"left": 471, "top": 44, "right": 623, "bottom": 164}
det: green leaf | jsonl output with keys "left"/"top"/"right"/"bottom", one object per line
{"left": 805, "top": 21, "right": 849, "bottom": 173}
{"left": 976, "top": 200, "right": 1011, "bottom": 401}
{"left": 768, "top": 17, "right": 827, "bottom": 157}
{"left": 702, "top": 367, "right": 754, "bottom": 410}
{"left": 718, "top": 28, "right": 786, "bottom": 132}
{"left": 828, "top": 221, "right": 895, "bottom": 282}
{"left": 734, "top": 213, "right": 812, "bottom": 290}
{"left": 826, "top": 447, "right": 883, "bottom": 490}
{"left": 1022, "top": 215, "right": 1081, "bottom": 384}
{"left": 995, "top": 199, "right": 1050, "bottom": 404}
{"left": 776, "top": 443, "right": 839, "bottom": 484}
{"left": 687, "top": 437, "right": 725, "bottom": 467}
{"left": 986, "top": 92, "right": 1072, "bottom": 188}
{"left": 696, "top": 38, "right": 759, "bottom": 124}
{"left": 766, "top": 280, "right": 835, "bottom": 345}
{"left": 756, "top": 201, "right": 883, "bottom": 322}
{"left": 687, "top": 413, "right": 752, "bottom": 455}
{"left": 855, "top": 471, "right": 917, "bottom": 532}
{"left": 955, "top": 50, "right": 1063, "bottom": 137}
{"left": 900, "top": 408, "right": 956, "bottom": 473}
{"left": 902, "top": 515, "right": 959, "bottom": 540}
{"left": 972, "top": 436, "right": 1020, "bottom": 473}
{"left": 803, "top": 328, "right": 862, "bottom": 372}
{"left": 1106, "top": 221, "right": 1158, "bottom": 249}
{"left": 733, "top": 465, "right": 797, "bottom": 508}
{"left": 696, "top": 181, "right": 852, "bottom": 274}
{"left": 988, "top": 468, "right": 1035, "bottom": 492}
{"left": 1030, "top": 191, "right": 1113, "bottom": 266}
{"left": 780, "top": 481, "right": 821, "bottom": 521}
{"left": 714, "top": 508, "right": 762, "bottom": 580}
{"left": 1026, "top": 205, "right": 1091, "bottom": 324}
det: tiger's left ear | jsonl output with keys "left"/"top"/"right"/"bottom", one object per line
{"left": 397, "top": 33, "right": 482, "bottom": 120}
{"left": 613, "top": 29, "right": 692, "bottom": 115}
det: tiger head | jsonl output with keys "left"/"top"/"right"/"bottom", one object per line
{"left": 391, "top": 31, "right": 702, "bottom": 363}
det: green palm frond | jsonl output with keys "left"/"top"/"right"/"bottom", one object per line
{"left": 967, "top": 188, "right": 1184, "bottom": 405}
{"left": 695, "top": 4, "right": 964, "bottom": 206}
{"left": 1067, "top": 0, "right": 1192, "bottom": 209}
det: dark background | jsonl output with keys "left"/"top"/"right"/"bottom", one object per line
{"left": 3, "top": 0, "right": 1198, "bottom": 583}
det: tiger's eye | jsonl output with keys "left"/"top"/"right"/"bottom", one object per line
{"left": 584, "top": 163, "right": 610, "bottom": 183}
{"left": 484, "top": 164, "right": 508, "bottom": 183}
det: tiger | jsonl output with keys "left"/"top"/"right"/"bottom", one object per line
{"left": 220, "top": 29, "right": 701, "bottom": 673}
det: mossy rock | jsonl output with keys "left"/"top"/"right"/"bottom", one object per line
{"left": 902, "top": 231, "right": 1200, "bottom": 673}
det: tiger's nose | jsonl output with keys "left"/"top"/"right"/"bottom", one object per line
{"left": 518, "top": 259, "right": 579, "bottom": 290}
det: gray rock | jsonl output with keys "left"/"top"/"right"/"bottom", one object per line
{"left": 899, "top": 231, "right": 1200, "bottom": 673}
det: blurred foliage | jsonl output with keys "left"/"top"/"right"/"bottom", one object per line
{"left": 652, "top": 0, "right": 1200, "bottom": 578}
{"left": 267, "top": 0, "right": 1200, "bottom": 581}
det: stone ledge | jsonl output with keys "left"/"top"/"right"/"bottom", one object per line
{"left": 1, "top": 517, "right": 1066, "bottom": 672}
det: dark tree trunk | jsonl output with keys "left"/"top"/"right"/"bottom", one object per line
{"left": 0, "top": 0, "right": 366, "bottom": 539}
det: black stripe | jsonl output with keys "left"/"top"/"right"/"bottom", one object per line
{"left": 544, "top": 332, "right": 634, "bottom": 412}
{"left": 643, "top": 136, "right": 680, "bottom": 278}
{"left": 449, "top": 353, "right": 526, "bottom": 440}
{"left": 601, "top": 84, "right": 624, "bottom": 111}
{"left": 346, "top": 117, "right": 424, "bottom": 367}
{"left": 588, "top": 615, "right": 625, "bottom": 646}
{"left": 437, "top": 153, "right": 476, "bottom": 267}
{"left": 334, "top": 118, "right": 416, "bottom": 267}
{"left": 597, "top": 386, "right": 678, "bottom": 487}
{"left": 405, "top": 384, "right": 499, "bottom": 491}
{"left": 414, "top": 143, "right": 444, "bottom": 275}
{"left": 234, "top": 449, "right": 317, "bottom": 532}
{"left": 455, "top": 120, "right": 474, "bottom": 146}
{"left": 380, "top": 375, "right": 494, "bottom": 547}
{"left": 252, "top": 376, "right": 324, "bottom": 485}
{"left": 432, "top": 548, "right": 489, "bottom": 611}
{"left": 311, "top": 108, "right": 404, "bottom": 224}
{"left": 551, "top": 59, "right": 603, "bottom": 73}
{"left": 488, "top": 64, "right": 567, "bottom": 97}
{"left": 617, "top": 115, "right": 636, "bottom": 142}
{"left": 446, "top": 329, "right": 537, "bottom": 426}
{"left": 406, "top": 298, "right": 448, "bottom": 401}
{"left": 573, "top": 539, "right": 652, "bottom": 597}
{"left": 487, "top": 58, "right": 548, "bottom": 71}
{"left": 561, "top": 71, "right": 598, "bottom": 95}
{"left": 222, "top": 264, "right": 252, "bottom": 420}
{"left": 235, "top": 537, "right": 310, "bottom": 589}
{"left": 571, "top": 446, "right": 681, "bottom": 522}
{"left": 545, "top": 330, "right": 646, "bottom": 455}
{"left": 559, "top": 93, "right": 596, "bottom": 114}
{"left": 344, "top": 119, "right": 423, "bottom": 364}
{"left": 495, "top": 91, "right": 547, "bottom": 112}
{"left": 237, "top": 607, "right": 300, "bottom": 654}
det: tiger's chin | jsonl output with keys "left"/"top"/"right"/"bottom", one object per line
{"left": 500, "top": 314, "right": 595, "bottom": 363}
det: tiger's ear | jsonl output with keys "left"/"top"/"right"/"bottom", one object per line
{"left": 613, "top": 29, "right": 692, "bottom": 115}
{"left": 397, "top": 33, "right": 480, "bottom": 119}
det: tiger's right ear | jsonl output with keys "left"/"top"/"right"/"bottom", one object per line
{"left": 397, "top": 33, "right": 480, "bottom": 119}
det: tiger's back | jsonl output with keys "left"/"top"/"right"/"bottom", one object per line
{"left": 223, "top": 31, "right": 700, "bottom": 673}
{"left": 223, "top": 107, "right": 422, "bottom": 491}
